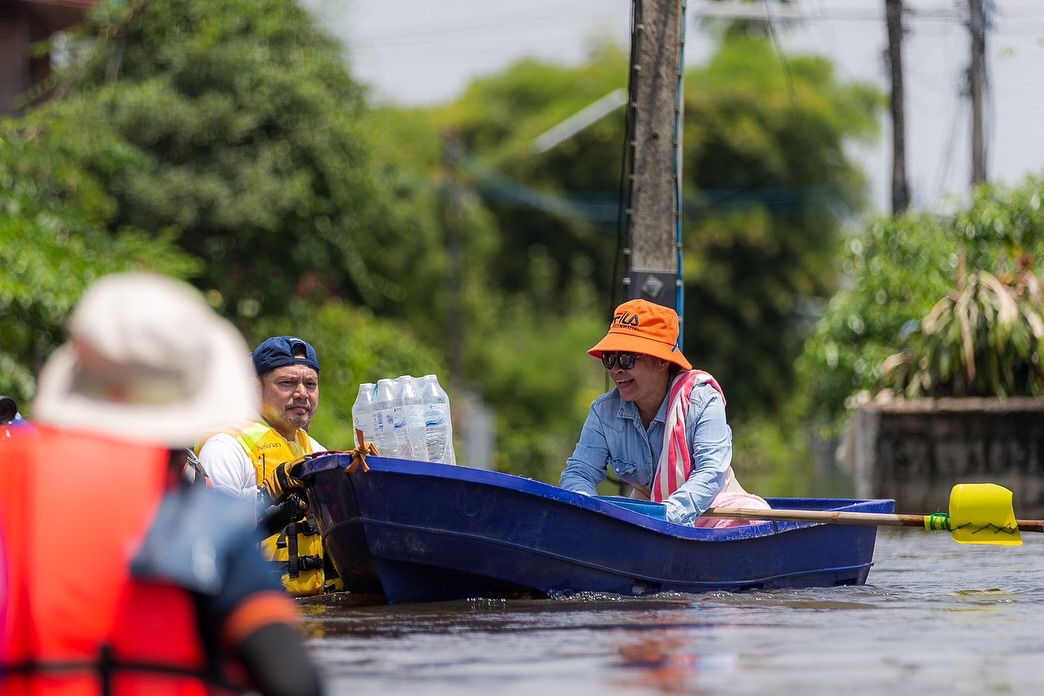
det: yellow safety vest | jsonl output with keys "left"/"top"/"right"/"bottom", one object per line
{"left": 229, "top": 422, "right": 327, "bottom": 597}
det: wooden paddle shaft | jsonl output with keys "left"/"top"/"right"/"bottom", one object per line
{"left": 703, "top": 507, "right": 1044, "bottom": 533}
{"left": 703, "top": 507, "right": 931, "bottom": 528}
{"left": 1018, "top": 519, "right": 1044, "bottom": 533}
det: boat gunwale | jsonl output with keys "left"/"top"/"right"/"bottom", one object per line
{"left": 297, "top": 452, "right": 895, "bottom": 542}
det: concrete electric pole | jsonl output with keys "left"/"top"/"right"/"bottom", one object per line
{"left": 968, "top": 0, "right": 987, "bottom": 186}
{"left": 885, "top": 0, "right": 910, "bottom": 214}
{"left": 623, "top": 0, "right": 686, "bottom": 321}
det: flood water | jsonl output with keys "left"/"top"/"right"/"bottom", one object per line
{"left": 299, "top": 529, "right": 1044, "bottom": 695}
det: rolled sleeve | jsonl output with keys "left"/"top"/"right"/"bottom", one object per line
{"left": 560, "top": 408, "right": 611, "bottom": 495}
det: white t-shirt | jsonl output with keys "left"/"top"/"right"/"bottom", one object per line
{"left": 198, "top": 431, "right": 326, "bottom": 501}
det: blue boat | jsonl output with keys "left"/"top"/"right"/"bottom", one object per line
{"left": 297, "top": 453, "right": 893, "bottom": 604}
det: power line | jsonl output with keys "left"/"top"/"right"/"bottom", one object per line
{"left": 337, "top": 1, "right": 1039, "bottom": 212}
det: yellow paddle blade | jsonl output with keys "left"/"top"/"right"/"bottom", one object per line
{"left": 948, "top": 483, "right": 1022, "bottom": 546}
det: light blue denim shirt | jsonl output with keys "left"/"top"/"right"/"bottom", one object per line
{"left": 560, "top": 380, "right": 732, "bottom": 525}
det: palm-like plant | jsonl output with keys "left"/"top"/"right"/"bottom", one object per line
{"left": 883, "top": 254, "right": 1044, "bottom": 398}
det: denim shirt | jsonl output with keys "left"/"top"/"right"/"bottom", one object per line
{"left": 560, "top": 381, "right": 733, "bottom": 525}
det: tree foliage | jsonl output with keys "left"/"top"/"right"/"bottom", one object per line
{"left": 0, "top": 119, "right": 199, "bottom": 408}
{"left": 5, "top": 2, "right": 889, "bottom": 490}
{"left": 881, "top": 180, "right": 1044, "bottom": 399}
{"left": 442, "top": 41, "right": 629, "bottom": 302}
{"left": 62, "top": 0, "right": 444, "bottom": 325}
{"left": 883, "top": 265, "right": 1044, "bottom": 398}
{"left": 435, "top": 36, "right": 882, "bottom": 426}
{"left": 796, "top": 212, "right": 956, "bottom": 430}
{"left": 0, "top": 0, "right": 465, "bottom": 444}
{"left": 682, "top": 37, "right": 881, "bottom": 419}
{"left": 798, "top": 176, "right": 1044, "bottom": 433}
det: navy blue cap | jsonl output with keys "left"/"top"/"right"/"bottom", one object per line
{"left": 252, "top": 336, "right": 320, "bottom": 376}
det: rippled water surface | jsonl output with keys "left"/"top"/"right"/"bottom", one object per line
{"left": 299, "top": 529, "right": 1044, "bottom": 695}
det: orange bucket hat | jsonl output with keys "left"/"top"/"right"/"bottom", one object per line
{"left": 588, "top": 299, "right": 692, "bottom": 370}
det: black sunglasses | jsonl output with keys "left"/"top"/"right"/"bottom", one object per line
{"left": 601, "top": 352, "right": 640, "bottom": 370}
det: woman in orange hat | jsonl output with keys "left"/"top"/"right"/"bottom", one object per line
{"left": 560, "top": 299, "right": 769, "bottom": 526}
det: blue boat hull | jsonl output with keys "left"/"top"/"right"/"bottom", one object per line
{"left": 298, "top": 454, "right": 893, "bottom": 604}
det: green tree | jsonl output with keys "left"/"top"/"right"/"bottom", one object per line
{"left": 430, "top": 36, "right": 882, "bottom": 426}
{"left": 682, "top": 37, "right": 881, "bottom": 419}
{"left": 2, "top": 0, "right": 503, "bottom": 466}
{"left": 356, "top": 55, "right": 624, "bottom": 480}
{"left": 796, "top": 212, "right": 956, "bottom": 432}
{"left": 0, "top": 119, "right": 199, "bottom": 410}
{"left": 798, "top": 176, "right": 1044, "bottom": 434}
{"left": 882, "top": 179, "right": 1044, "bottom": 399}
{"left": 5, "top": 2, "right": 886, "bottom": 490}
{"left": 61, "top": 0, "right": 445, "bottom": 325}
{"left": 883, "top": 265, "right": 1044, "bottom": 398}
{"left": 466, "top": 271, "right": 608, "bottom": 482}
{"left": 364, "top": 35, "right": 883, "bottom": 482}
{"left": 442, "top": 41, "right": 629, "bottom": 302}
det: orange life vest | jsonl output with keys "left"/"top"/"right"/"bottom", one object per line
{"left": 0, "top": 426, "right": 244, "bottom": 695}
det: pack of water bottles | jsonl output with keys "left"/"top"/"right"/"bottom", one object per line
{"left": 351, "top": 374, "right": 457, "bottom": 465}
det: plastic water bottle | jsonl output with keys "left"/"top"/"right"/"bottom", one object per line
{"left": 391, "top": 375, "right": 421, "bottom": 460}
{"left": 371, "top": 378, "right": 400, "bottom": 456}
{"left": 396, "top": 375, "right": 428, "bottom": 461}
{"left": 418, "top": 374, "right": 456, "bottom": 465}
{"left": 351, "top": 382, "right": 375, "bottom": 448}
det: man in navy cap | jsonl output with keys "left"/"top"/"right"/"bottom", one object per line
{"left": 197, "top": 336, "right": 331, "bottom": 596}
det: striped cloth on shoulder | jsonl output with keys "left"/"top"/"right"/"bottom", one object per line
{"left": 650, "top": 370, "right": 770, "bottom": 527}
{"left": 650, "top": 370, "right": 723, "bottom": 503}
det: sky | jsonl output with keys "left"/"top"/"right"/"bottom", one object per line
{"left": 303, "top": 0, "right": 1044, "bottom": 217}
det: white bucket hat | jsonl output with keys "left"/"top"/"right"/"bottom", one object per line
{"left": 32, "top": 272, "right": 258, "bottom": 447}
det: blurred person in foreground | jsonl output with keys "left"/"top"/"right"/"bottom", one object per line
{"left": 560, "top": 298, "right": 770, "bottom": 526}
{"left": 197, "top": 336, "right": 334, "bottom": 596}
{"left": 0, "top": 272, "right": 323, "bottom": 696}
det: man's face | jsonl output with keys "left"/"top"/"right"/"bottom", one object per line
{"left": 259, "top": 364, "right": 320, "bottom": 438}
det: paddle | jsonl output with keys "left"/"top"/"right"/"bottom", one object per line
{"left": 703, "top": 483, "right": 1043, "bottom": 546}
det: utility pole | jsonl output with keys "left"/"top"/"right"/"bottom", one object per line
{"left": 968, "top": 0, "right": 987, "bottom": 185}
{"left": 624, "top": 0, "right": 685, "bottom": 319}
{"left": 441, "top": 131, "right": 465, "bottom": 391}
{"left": 885, "top": 0, "right": 909, "bottom": 214}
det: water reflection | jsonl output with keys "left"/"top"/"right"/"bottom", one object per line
{"left": 302, "top": 530, "right": 1044, "bottom": 695}
{"left": 610, "top": 629, "right": 721, "bottom": 694}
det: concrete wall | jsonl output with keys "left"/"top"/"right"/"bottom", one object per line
{"left": 849, "top": 397, "right": 1044, "bottom": 516}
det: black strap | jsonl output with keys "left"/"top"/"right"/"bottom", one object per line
{"left": 268, "top": 554, "right": 323, "bottom": 575}
{"left": 287, "top": 521, "right": 300, "bottom": 579}
{"left": 1, "top": 650, "right": 247, "bottom": 693}
{"left": 274, "top": 516, "right": 319, "bottom": 549}
{"left": 294, "top": 555, "right": 324, "bottom": 572}
{"left": 273, "top": 516, "right": 322, "bottom": 581}
{"left": 100, "top": 644, "right": 115, "bottom": 696}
